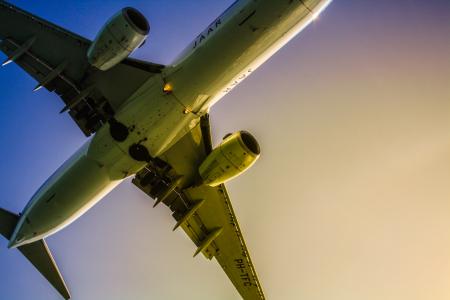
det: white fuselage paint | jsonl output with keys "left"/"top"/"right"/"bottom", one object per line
{"left": 9, "top": 0, "right": 332, "bottom": 247}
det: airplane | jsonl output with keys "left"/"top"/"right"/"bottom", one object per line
{"left": 0, "top": 0, "right": 332, "bottom": 299}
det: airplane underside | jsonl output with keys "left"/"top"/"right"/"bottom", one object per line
{"left": 0, "top": 0, "right": 333, "bottom": 298}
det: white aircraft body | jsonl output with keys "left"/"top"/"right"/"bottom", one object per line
{"left": 0, "top": 0, "right": 332, "bottom": 299}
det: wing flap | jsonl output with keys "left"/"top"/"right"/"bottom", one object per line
{"left": 132, "top": 115, "right": 266, "bottom": 299}
{"left": 0, "top": 1, "right": 164, "bottom": 136}
{"left": 183, "top": 185, "right": 265, "bottom": 299}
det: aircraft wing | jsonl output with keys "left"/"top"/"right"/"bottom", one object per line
{"left": 132, "top": 115, "right": 266, "bottom": 300}
{"left": 0, "top": 1, "right": 163, "bottom": 136}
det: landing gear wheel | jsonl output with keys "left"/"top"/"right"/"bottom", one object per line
{"left": 109, "top": 119, "right": 129, "bottom": 142}
{"left": 129, "top": 144, "right": 151, "bottom": 162}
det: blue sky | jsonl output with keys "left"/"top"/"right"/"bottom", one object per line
{"left": 0, "top": 1, "right": 450, "bottom": 299}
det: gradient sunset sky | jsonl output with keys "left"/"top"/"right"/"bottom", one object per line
{"left": 0, "top": 1, "right": 450, "bottom": 299}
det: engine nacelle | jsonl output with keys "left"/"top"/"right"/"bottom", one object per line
{"left": 199, "top": 131, "right": 261, "bottom": 187}
{"left": 87, "top": 7, "right": 150, "bottom": 71}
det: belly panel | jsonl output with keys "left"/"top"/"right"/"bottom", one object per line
{"left": 118, "top": 75, "right": 199, "bottom": 157}
{"left": 167, "top": 0, "right": 332, "bottom": 112}
{"left": 11, "top": 142, "right": 122, "bottom": 246}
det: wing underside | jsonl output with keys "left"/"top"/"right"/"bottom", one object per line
{"left": 0, "top": 1, "right": 264, "bottom": 298}
{"left": 132, "top": 115, "right": 265, "bottom": 299}
{"left": 0, "top": 0, "right": 164, "bottom": 135}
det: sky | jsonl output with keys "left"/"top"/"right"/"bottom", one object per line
{"left": 0, "top": 0, "right": 450, "bottom": 299}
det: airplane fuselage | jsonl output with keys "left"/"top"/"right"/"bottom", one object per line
{"left": 9, "top": 0, "right": 332, "bottom": 247}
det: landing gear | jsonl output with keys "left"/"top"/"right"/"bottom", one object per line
{"left": 109, "top": 118, "right": 128, "bottom": 142}
{"left": 129, "top": 143, "right": 151, "bottom": 162}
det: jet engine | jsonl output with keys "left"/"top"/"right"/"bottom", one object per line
{"left": 199, "top": 131, "right": 261, "bottom": 187}
{"left": 87, "top": 7, "right": 150, "bottom": 71}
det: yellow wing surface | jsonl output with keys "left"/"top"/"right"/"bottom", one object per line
{"left": 133, "top": 115, "right": 265, "bottom": 299}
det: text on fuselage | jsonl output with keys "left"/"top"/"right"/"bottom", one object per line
{"left": 193, "top": 18, "right": 222, "bottom": 49}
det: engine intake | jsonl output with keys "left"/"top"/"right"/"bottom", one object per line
{"left": 87, "top": 7, "right": 150, "bottom": 71}
{"left": 199, "top": 131, "right": 260, "bottom": 187}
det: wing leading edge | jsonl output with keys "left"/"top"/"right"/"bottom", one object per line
{"left": 132, "top": 115, "right": 265, "bottom": 299}
{"left": 0, "top": 0, "right": 164, "bottom": 136}
{"left": 0, "top": 1, "right": 265, "bottom": 297}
